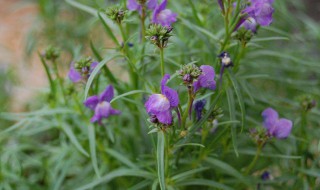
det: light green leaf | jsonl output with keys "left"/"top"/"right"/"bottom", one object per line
{"left": 157, "top": 132, "right": 166, "bottom": 190}
{"left": 105, "top": 149, "right": 138, "bottom": 169}
{"left": 88, "top": 124, "right": 100, "bottom": 178}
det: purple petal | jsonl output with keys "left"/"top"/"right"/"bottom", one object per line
{"left": 145, "top": 94, "right": 170, "bottom": 114}
{"left": 68, "top": 63, "right": 82, "bottom": 83}
{"left": 262, "top": 107, "right": 278, "bottom": 130}
{"left": 127, "top": 0, "right": 141, "bottom": 11}
{"left": 91, "top": 101, "right": 112, "bottom": 123}
{"left": 193, "top": 80, "right": 201, "bottom": 93}
{"left": 194, "top": 65, "right": 216, "bottom": 92}
{"left": 110, "top": 108, "right": 121, "bottom": 115}
{"left": 156, "top": 110, "right": 172, "bottom": 125}
{"left": 90, "top": 61, "right": 98, "bottom": 73}
{"left": 273, "top": 119, "right": 292, "bottom": 139}
{"left": 162, "top": 86, "right": 179, "bottom": 108}
{"left": 147, "top": 0, "right": 158, "bottom": 10}
{"left": 194, "top": 99, "right": 206, "bottom": 121}
{"left": 218, "top": 0, "right": 224, "bottom": 12}
{"left": 243, "top": 17, "right": 258, "bottom": 32}
{"left": 84, "top": 95, "right": 99, "bottom": 110}
{"left": 100, "top": 85, "right": 114, "bottom": 102}
{"left": 152, "top": 0, "right": 177, "bottom": 26}
{"left": 161, "top": 74, "right": 171, "bottom": 93}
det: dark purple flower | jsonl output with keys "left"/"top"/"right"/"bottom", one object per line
{"left": 68, "top": 61, "right": 98, "bottom": 83}
{"left": 145, "top": 74, "right": 179, "bottom": 125}
{"left": 152, "top": 0, "right": 177, "bottom": 27}
{"left": 261, "top": 171, "right": 271, "bottom": 180}
{"left": 84, "top": 85, "right": 121, "bottom": 124}
{"left": 262, "top": 108, "right": 292, "bottom": 139}
{"left": 217, "top": 0, "right": 225, "bottom": 13}
{"left": 194, "top": 99, "right": 206, "bottom": 121}
{"left": 193, "top": 65, "right": 216, "bottom": 92}
{"left": 127, "top": 0, "right": 157, "bottom": 13}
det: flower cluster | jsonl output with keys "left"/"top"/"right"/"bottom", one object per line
{"left": 145, "top": 24, "right": 173, "bottom": 48}
{"left": 105, "top": 6, "right": 126, "bottom": 24}
{"left": 68, "top": 57, "right": 98, "bottom": 83}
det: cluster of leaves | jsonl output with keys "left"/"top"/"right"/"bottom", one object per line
{"left": 1, "top": 0, "right": 320, "bottom": 189}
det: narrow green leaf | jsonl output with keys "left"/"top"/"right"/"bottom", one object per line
{"left": 88, "top": 124, "right": 100, "bottom": 178}
{"left": 84, "top": 54, "right": 122, "bottom": 100}
{"left": 297, "top": 168, "right": 320, "bottom": 178}
{"left": 75, "top": 168, "right": 154, "bottom": 190}
{"left": 128, "top": 180, "right": 152, "bottom": 190}
{"left": 206, "top": 158, "right": 250, "bottom": 186}
{"left": 98, "top": 12, "right": 120, "bottom": 47}
{"left": 66, "top": 0, "right": 97, "bottom": 16}
{"left": 110, "top": 90, "right": 151, "bottom": 103}
{"left": 251, "top": 37, "right": 289, "bottom": 42}
{"left": 105, "top": 149, "right": 138, "bottom": 169}
{"left": 175, "top": 179, "right": 234, "bottom": 190}
{"left": 171, "top": 167, "right": 209, "bottom": 182}
{"left": 90, "top": 40, "right": 103, "bottom": 61}
{"left": 0, "top": 119, "right": 29, "bottom": 134}
{"left": 188, "top": 0, "right": 203, "bottom": 26}
{"left": 227, "top": 69, "right": 246, "bottom": 132}
{"left": 63, "top": 124, "right": 89, "bottom": 157}
{"left": 226, "top": 88, "right": 239, "bottom": 157}
{"left": 174, "top": 143, "right": 205, "bottom": 149}
{"left": 157, "top": 132, "right": 166, "bottom": 190}
{"left": 238, "top": 150, "right": 302, "bottom": 159}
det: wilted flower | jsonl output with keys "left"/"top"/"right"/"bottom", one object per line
{"left": 262, "top": 107, "right": 293, "bottom": 139}
{"left": 145, "top": 74, "right": 179, "bottom": 125}
{"left": 193, "top": 65, "right": 216, "bottom": 92}
{"left": 84, "top": 85, "right": 121, "bottom": 124}
{"left": 194, "top": 99, "right": 207, "bottom": 121}
{"left": 152, "top": 0, "right": 177, "bottom": 27}
{"left": 127, "top": 0, "right": 157, "bottom": 13}
{"left": 68, "top": 58, "right": 98, "bottom": 83}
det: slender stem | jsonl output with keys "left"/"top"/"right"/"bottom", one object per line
{"left": 160, "top": 48, "right": 165, "bottom": 76}
{"left": 245, "top": 144, "right": 262, "bottom": 174}
{"left": 53, "top": 60, "right": 67, "bottom": 104}
{"left": 140, "top": 6, "right": 146, "bottom": 42}
{"left": 39, "top": 54, "right": 56, "bottom": 99}
{"left": 182, "top": 88, "right": 193, "bottom": 129}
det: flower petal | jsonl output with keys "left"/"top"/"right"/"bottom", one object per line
{"left": 127, "top": 0, "right": 140, "bottom": 11}
{"left": 145, "top": 94, "right": 170, "bottom": 114}
{"left": 273, "top": 118, "right": 293, "bottom": 139}
{"left": 162, "top": 86, "right": 179, "bottom": 108}
{"left": 194, "top": 65, "right": 216, "bottom": 92}
{"left": 68, "top": 63, "right": 82, "bottom": 83}
{"left": 147, "top": 0, "right": 157, "bottom": 10}
{"left": 161, "top": 74, "right": 171, "bottom": 93}
{"left": 84, "top": 95, "right": 99, "bottom": 110}
{"left": 262, "top": 107, "right": 278, "bottom": 130}
{"left": 100, "top": 85, "right": 114, "bottom": 102}
{"left": 156, "top": 110, "right": 172, "bottom": 125}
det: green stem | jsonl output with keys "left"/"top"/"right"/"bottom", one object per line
{"left": 53, "top": 60, "right": 67, "bottom": 104}
{"left": 160, "top": 48, "right": 165, "bottom": 76}
{"left": 245, "top": 144, "right": 262, "bottom": 174}
{"left": 39, "top": 54, "right": 56, "bottom": 99}
{"left": 181, "top": 88, "right": 193, "bottom": 129}
{"left": 140, "top": 6, "right": 146, "bottom": 42}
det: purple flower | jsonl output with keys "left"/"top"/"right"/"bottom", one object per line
{"left": 262, "top": 108, "right": 293, "bottom": 139}
{"left": 193, "top": 65, "right": 216, "bottom": 92}
{"left": 194, "top": 99, "right": 206, "bottom": 121}
{"left": 68, "top": 61, "right": 98, "bottom": 83}
{"left": 152, "top": 0, "right": 177, "bottom": 27}
{"left": 127, "top": 0, "right": 157, "bottom": 13}
{"left": 236, "top": 0, "right": 274, "bottom": 32}
{"left": 145, "top": 74, "right": 179, "bottom": 125}
{"left": 217, "top": 0, "right": 225, "bottom": 13}
{"left": 84, "top": 85, "right": 121, "bottom": 124}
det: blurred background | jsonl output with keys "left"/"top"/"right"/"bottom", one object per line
{"left": 0, "top": 0, "right": 319, "bottom": 113}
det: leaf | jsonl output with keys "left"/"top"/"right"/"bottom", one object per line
{"left": 238, "top": 150, "right": 302, "bottom": 159}
{"left": 66, "top": 0, "right": 97, "bottom": 16}
{"left": 110, "top": 90, "right": 151, "bottom": 103}
{"left": 62, "top": 124, "right": 89, "bottom": 157}
{"left": 157, "top": 132, "right": 166, "bottom": 190}
{"left": 175, "top": 179, "right": 234, "bottom": 190}
{"left": 251, "top": 37, "right": 289, "bottom": 42}
{"left": 90, "top": 40, "right": 103, "bottom": 61}
{"left": 84, "top": 54, "right": 122, "bottom": 100}
{"left": 75, "top": 168, "right": 154, "bottom": 190}
{"left": 226, "top": 88, "right": 239, "bottom": 157}
{"left": 105, "top": 149, "right": 138, "bottom": 169}
{"left": 174, "top": 143, "right": 205, "bottom": 149}
{"left": 297, "top": 168, "right": 320, "bottom": 178}
{"left": 206, "top": 157, "right": 250, "bottom": 186}
{"left": 88, "top": 124, "right": 100, "bottom": 178}
{"left": 128, "top": 180, "right": 152, "bottom": 190}
{"left": 98, "top": 12, "right": 120, "bottom": 47}
{"left": 227, "top": 69, "right": 246, "bottom": 132}
{"left": 171, "top": 167, "right": 209, "bottom": 182}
